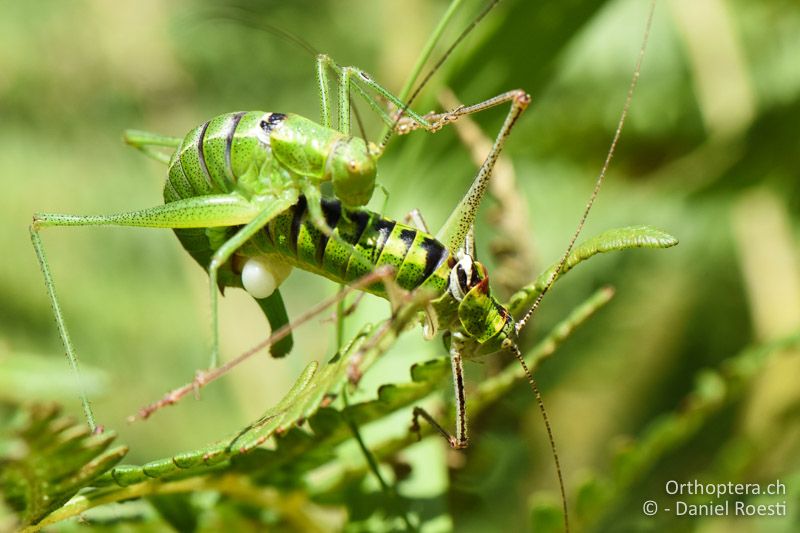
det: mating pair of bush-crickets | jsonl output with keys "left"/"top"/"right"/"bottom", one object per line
{"left": 30, "top": 1, "right": 668, "bottom": 529}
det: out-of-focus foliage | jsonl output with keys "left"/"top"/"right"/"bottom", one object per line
{"left": 1, "top": 0, "right": 799, "bottom": 531}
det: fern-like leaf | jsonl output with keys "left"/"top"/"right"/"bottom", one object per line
{"left": 0, "top": 403, "right": 127, "bottom": 527}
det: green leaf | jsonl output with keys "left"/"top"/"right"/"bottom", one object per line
{"left": 0, "top": 404, "right": 127, "bottom": 527}
{"left": 507, "top": 226, "right": 678, "bottom": 316}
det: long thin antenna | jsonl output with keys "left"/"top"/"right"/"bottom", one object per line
{"left": 516, "top": 0, "right": 656, "bottom": 333}
{"left": 199, "top": 7, "right": 320, "bottom": 58}
{"left": 508, "top": 342, "right": 569, "bottom": 531}
{"left": 379, "top": 0, "right": 502, "bottom": 149}
{"left": 508, "top": 3, "right": 657, "bottom": 531}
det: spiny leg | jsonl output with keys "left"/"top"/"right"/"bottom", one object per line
{"left": 316, "top": 16, "right": 451, "bottom": 136}
{"left": 316, "top": 0, "right": 466, "bottom": 135}
{"left": 315, "top": 54, "right": 333, "bottom": 129}
{"left": 317, "top": 0, "right": 495, "bottom": 138}
{"left": 315, "top": 62, "right": 531, "bottom": 253}
{"left": 30, "top": 194, "right": 264, "bottom": 427}
{"left": 319, "top": 52, "right": 528, "bottom": 141}
{"left": 378, "top": 0, "right": 503, "bottom": 144}
{"left": 317, "top": 53, "right": 531, "bottom": 252}
{"left": 411, "top": 333, "right": 468, "bottom": 449}
{"left": 434, "top": 90, "right": 530, "bottom": 252}
{"left": 316, "top": 54, "right": 434, "bottom": 136}
{"left": 439, "top": 88, "right": 536, "bottom": 293}
{"left": 30, "top": 228, "right": 98, "bottom": 432}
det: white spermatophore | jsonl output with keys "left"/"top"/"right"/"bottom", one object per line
{"left": 242, "top": 257, "right": 278, "bottom": 299}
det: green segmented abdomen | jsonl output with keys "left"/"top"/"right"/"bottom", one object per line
{"left": 251, "top": 197, "right": 452, "bottom": 297}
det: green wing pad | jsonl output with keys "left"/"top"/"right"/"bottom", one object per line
{"left": 458, "top": 266, "right": 509, "bottom": 344}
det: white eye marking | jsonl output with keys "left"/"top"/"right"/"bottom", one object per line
{"left": 256, "top": 114, "right": 273, "bottom": 145}
{"left": 448, "top": 254, "right": 474, "bottom": 301}
{"left": 242, "top": 257, "right": 277, "bottom": 299}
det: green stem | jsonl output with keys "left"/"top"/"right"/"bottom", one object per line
{"left": 343, "top": 389, "right": 389, "bottom": 492}
{"left": 342, "top": 387, "right": 417, "bottom": 531}
{"left": 26, "top": 474, "right": 323, "bottom": 532}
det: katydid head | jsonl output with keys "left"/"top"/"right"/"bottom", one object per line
{"left": 329, "top": 136, "right": 377, "bottom": 207}
{"left": 449, "top": 254, "right": 516, "bottom": 352}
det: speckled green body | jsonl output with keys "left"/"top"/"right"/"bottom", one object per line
{"left": 112, "top": 109, "right": 513, "bottom": 360}
{"left": 243, "top": 196, "right": 452, "bottom": 297}
{"left": 234, "top": 196, "right": 515, "bottom": 349}
{"left": 164, "top": 111, "right": 377, "bottom": 275}
{"left": 165, "top": 111, "right": 374, "bottom": 202}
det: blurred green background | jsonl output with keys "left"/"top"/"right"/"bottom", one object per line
{"left": 1, "top": 0, "right": 799, "bottom": 530}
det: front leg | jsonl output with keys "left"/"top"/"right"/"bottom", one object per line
{"left": 206, "top": 193, "right": 299, "bottom": 367}
{"left": 410, "top": 334, "right": 469, "bottom": 449}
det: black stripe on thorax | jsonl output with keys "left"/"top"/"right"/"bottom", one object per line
{"left": 225, "top": 112, "right": 246, "bottom": 183}
{"left": 315, "top": 197, "right": 343, "bottom": 265}
{"left": 420, "top": 237, "right": 447, "bottom": 281}
{"left": 290, "top": 196, "right": 308, "bottom": 256}
{"left": 398, "top": 229, "right": 416, "bottom": 249}
{"left": 372, "top": 218, "right": 395, "bottom": 262}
